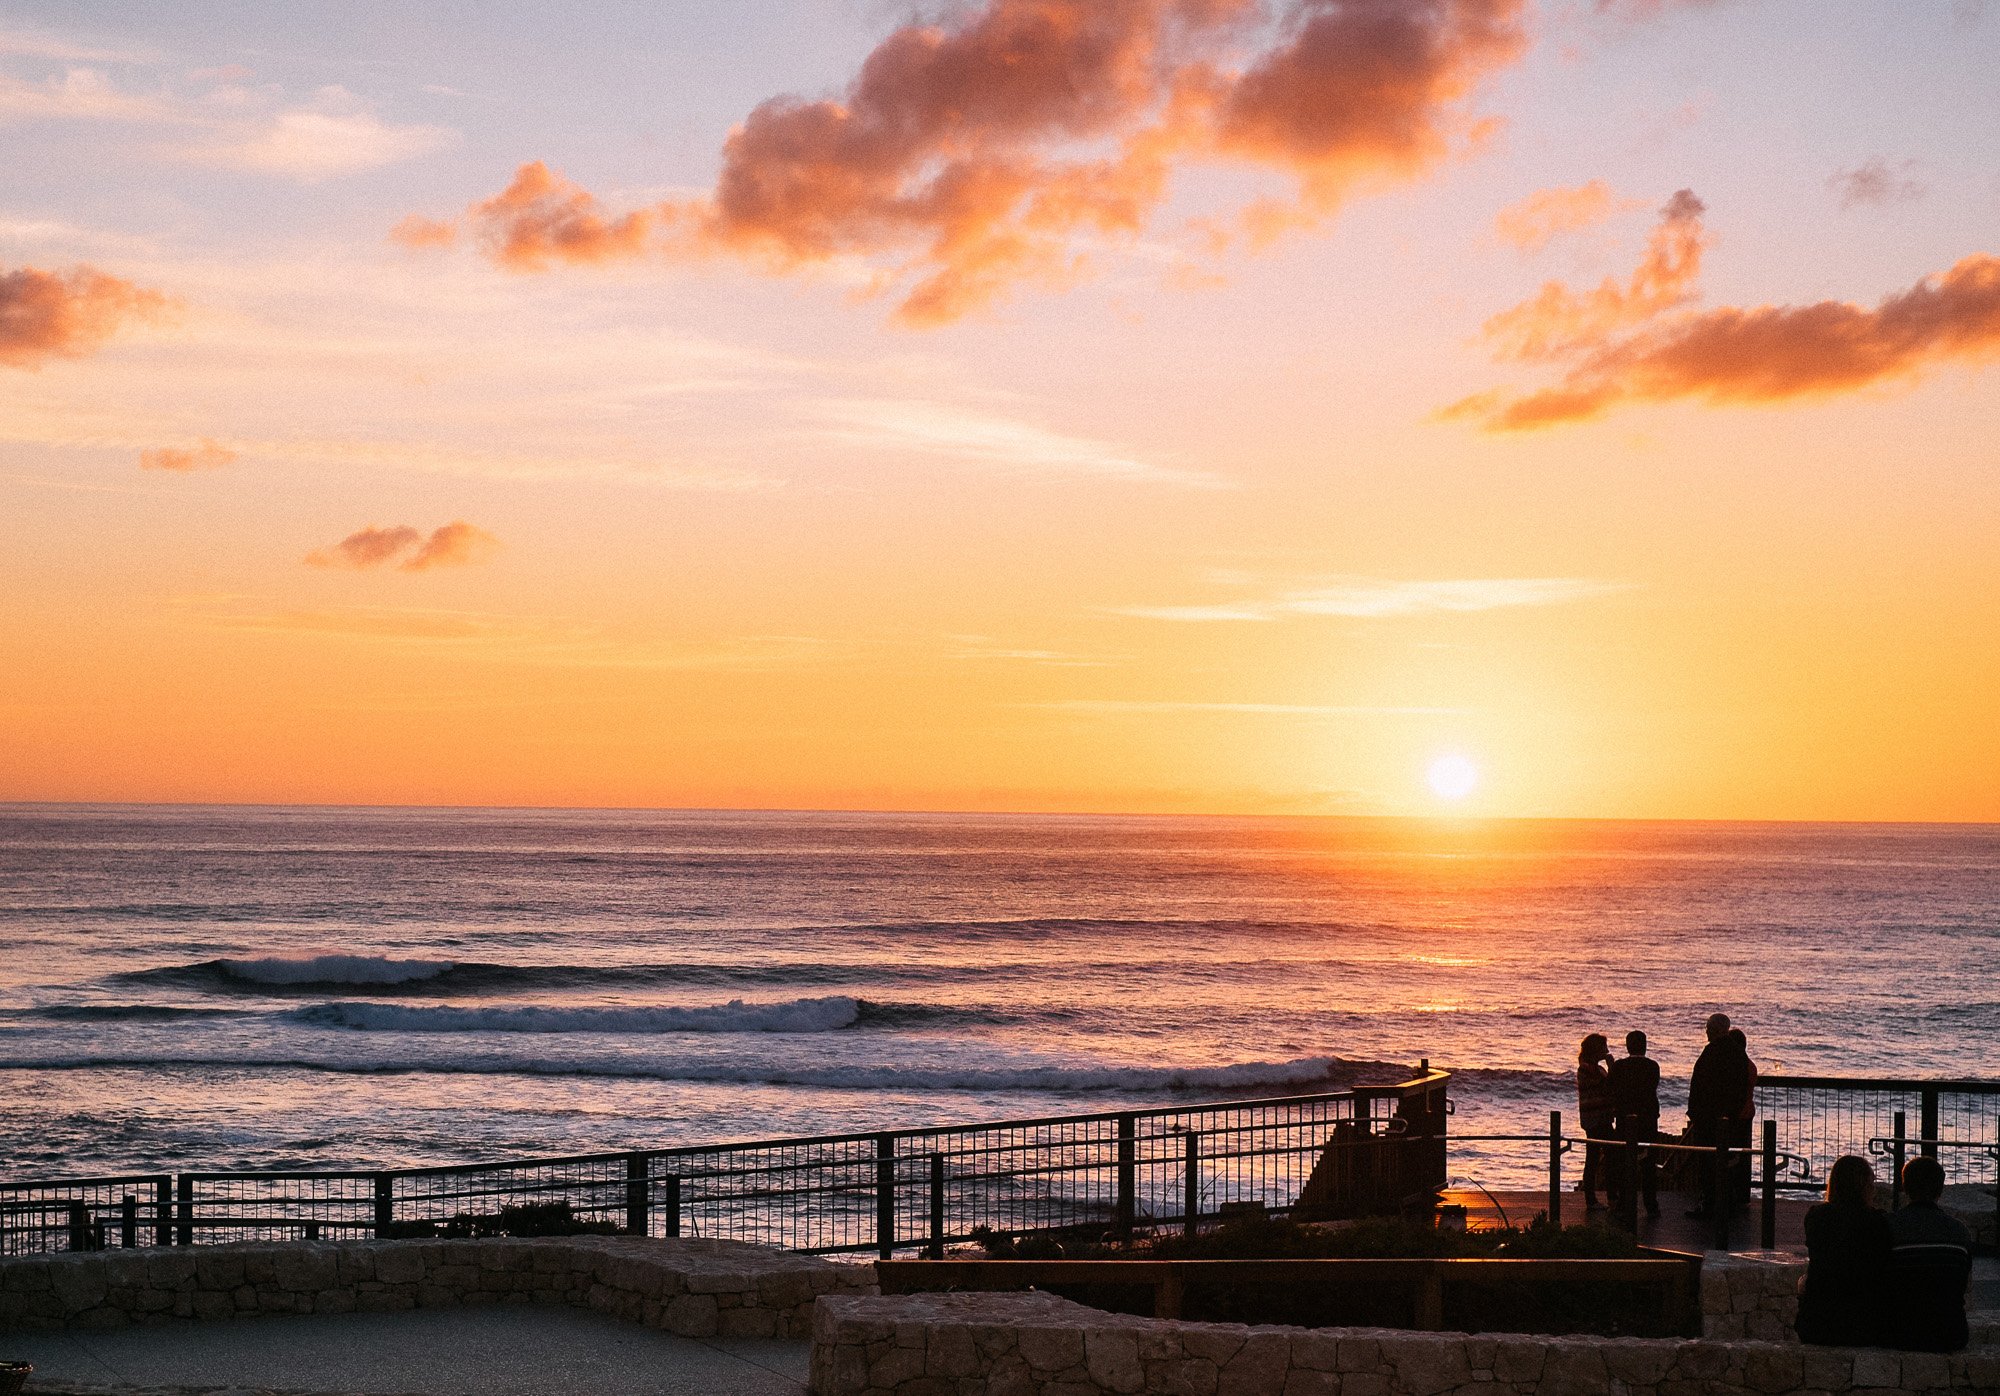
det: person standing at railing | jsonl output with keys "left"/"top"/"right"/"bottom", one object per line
{"left": 1606, "top": 1030, "right": 1661, "bottom": 1219}
{"left": 1886, "top": 1156, "right": 1974, "bottom": 1352}
{"left": 1796, "top": 1155, "right": 1892, "bottom": 1346}
{"left": 1576, "top": 1034, "right": 1618, "bottom": 1211}
{"left": 1686, "top": 1013, "right": 1750, "bottom": 1221}
{"left": 1728, "top": 1028, "right": 1757, "bottom": 1206}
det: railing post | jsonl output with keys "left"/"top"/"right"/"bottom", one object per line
{"left": 1920, "top": 1088, "right": 1940, "bottom": 1161}
{"left": 156, "top": 1177, "right": 173, "bottom": 1247}
{"left": 1183, "top": 1130, "right": 1200, "bottom": 1237}
{"left": 373, "top": 1174, "right": 394, "bottom": 1237}
{"left": 927, "top": 1153, "right": 945, "bottom": 1260}
{"left": 1713, "top": 1125, "right": 1731, "bottom": 1251}
{"left": 1891, "top": 1111, "right": 1907, "bottom": 1211}
{"left": 1760, "top": 1120, "right": 1777, "bottom": 1250}
{"left": 624, "top": 1152, "right": 649, "bottom": 1236}
{"left": 875, "top": 1135, "right": 896, "bottom": 1260}
{"left": 1546, "top": 1111, "right": 1562, "bottom": 1226}
{"left": 1116, "top": 1114, "right": 1136, "bottom": 1240}
{"left": 662, "top": 1174, "right": 681, "bottom": 1238}
{"left": 1619, "top": 1138, "right": 1639, "bottom": 1233}
{"left": 121, "top": 1195, "right": 137, "bottom": 1249}
{"left": 175, "top": 1175, "right": 193, "bottom": 1246}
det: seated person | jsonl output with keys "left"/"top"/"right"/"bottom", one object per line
{"left": 1887, "top": 1156, "right": 1974, "bottom": 1353}
{"left": 1796, "top": 1155, "right": 1891, "bottom": 1346}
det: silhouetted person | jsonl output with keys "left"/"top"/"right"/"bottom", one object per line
{"left": 1605, "top": 1030, "right": 1660, "bottom": 1218}
{"left": 1887, "top": 1156, "right": 1973, "bottom": 1352}
{"left": 1576, "top": 1033, "right": 1617, "bottom": 1210}
{"left": 1687, "top": 1013, "right": 1751, "bottom": 1219}
{"left": 1727, "top": 1027, "right": 1757, "bottom": 1204}
{"left": 1796, "top": 1155, "right": 1891, "bottom": 1347}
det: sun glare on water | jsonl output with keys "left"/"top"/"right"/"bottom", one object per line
{"left": 1427, "top": 753, "right": 1479, "bottom": 803}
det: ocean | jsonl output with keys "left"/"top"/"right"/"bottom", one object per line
{"left": 1, "top": 806, "right": 1994, "bottom": 1189}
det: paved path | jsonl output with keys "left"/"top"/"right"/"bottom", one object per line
{"left": 4, "top": 1307, "right": 809, "bottom": 1396}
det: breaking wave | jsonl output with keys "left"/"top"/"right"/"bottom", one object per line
{"left": 290, "top": 995, "right": 865, "bottom": 1035}
{"left": 0, "top": 1051, "right": 1379, "bottom": 1095}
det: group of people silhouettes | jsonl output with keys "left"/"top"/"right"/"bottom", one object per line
{"left": 1575, "top": 1012, "right": 1755, "bottom": 1218}
{"left": 1576, "top": 1011, "right": 1977, "bottom": 1354}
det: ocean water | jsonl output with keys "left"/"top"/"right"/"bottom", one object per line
{"left": 1, "top": 806, "right": 1994, "bottom": 1188}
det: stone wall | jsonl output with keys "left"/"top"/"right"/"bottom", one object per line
{"left": 0, "top": 1235, "right": 874, "bottom": 1340}
{"left": 1699, "top": 1251, "right": 1802, "bottom": 1342}
{"left": 809, "top": 1292, "right": 2000, "bottom": 1396}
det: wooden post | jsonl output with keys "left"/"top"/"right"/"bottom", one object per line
{"left": 927, "top": 1153, "right": 945, "bottom": 1260}
{"left": 121, "top": 1195, "right": 137, "bottom": 1249}
{"left": 1153, "top": 1267, "right": 1184, "bottom": 1320}
{"left": 662, "top": 1174, "right": 681, "bottom": 1238}
{"left": 1619, "top": 1137, "right": 1640, "bottom": 1233}
{"left": 373, "top": 1174, "right": 394, "bottom": 1237}
{"left": 624, "top": 1153, "right": 649, "bottom": 1236}
{"left": 1759, "top": 1120, "right": 1777, "bottom": 1250}
{"left": 1920, "top": 1088, "right": 1940, "bottom": 1161}
{"left": 876, "top": 1135, "right": 896, "bottom": 1260}
{"left": 1546, "top": 1111, "right": 1563, "bottom": 1226}
{"left": 175, "top": 1175, "right": 194, "bottom": 1246}
{"left": 1713, "top": 1124, "right": 1731, "bottom": 1251}
{"left": 1116, "top": 1114, "right": 1136, "bottom": 1240}
{"left": 1891, "top": 1111, "right": 1907, "bottom": 1210}
{"left": 1414, "top": 1267, "right": 1444, "bottom": 1330}
{"left": 155, "top": 1177, "right": 173, "bottom": 1248}
{"left": 1183, "top": 1131, "right": 1200, "bottom": 1238}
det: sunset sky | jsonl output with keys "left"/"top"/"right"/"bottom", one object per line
{"left": 3, "top": 0, "right": 1997, "bottom": 820}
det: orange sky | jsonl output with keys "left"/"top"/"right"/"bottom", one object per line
{"left": 3, "top": 1, "right": 1998, "bottom": 820}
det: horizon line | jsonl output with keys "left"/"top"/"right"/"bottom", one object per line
{"left": 0, "top": 798, "right": 1994, "bottom": 829}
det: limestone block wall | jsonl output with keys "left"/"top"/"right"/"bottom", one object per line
{"left": 1699, "top": 1251, "right": 1802, "bottom": 1341}
{"left": 809, "top": 1292, "right": 2000, "bottom": 1396}
{"left": 0, "top": 1235, "right": 875, "bottom": 1340}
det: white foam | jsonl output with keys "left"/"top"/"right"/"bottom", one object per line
{"left": 294, "top": 995, "right": 863, "bottom": 1035}
{"left": 219, "top": 955, "right": 455, "bottom": 986}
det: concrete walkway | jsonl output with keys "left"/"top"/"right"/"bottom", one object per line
{"left": 3, "top": 1307, "right": 810, "bottom": 1395}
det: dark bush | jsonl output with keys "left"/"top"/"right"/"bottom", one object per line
{"left": 375, "top": 1201, "right": 620, "bottom": 1240}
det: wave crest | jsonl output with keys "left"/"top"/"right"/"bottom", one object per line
{"left": 292, "top": 996, "right": 863, "bottom": 1035}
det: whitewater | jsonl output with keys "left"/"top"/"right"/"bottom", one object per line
{"left": 1, "top": 806, "right": 1994, "bottom": 1188}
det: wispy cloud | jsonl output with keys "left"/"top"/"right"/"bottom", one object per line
{"left": 1829, "top": 158, "right": 1924, "bottom": 211}
{"left": 1039, "top": 700, "right": 1464, "bottom": 715}
{"left": 1445, "top": 191, "right": 2000, "bottom": 430}
{"left": 0, "top": 27, "right": 148, "bottom": 63}
{"left": 948, "top": 635, "right": 1113, "bottom": 667}
{"left": 821, "top": 399, "right": 1223, "bottom": 488}
{"left": 138, "top": 438, "right": 235, "bottom": 472}
{"left": 305, "top": 521, "right": 499, "bottom": 572}
{"left": 186, "top": 91, "right": 457, "bottom": 180}
{"left": 1494, "top": 179, "right": 1645, "bottom": 253}
{"left": 1113, "top": 576, "right": 1626, "bottom": 622}
{"left": 0, "top": 58, "right": 455, "bottom": 180}
{"left": 0, "top": 263, "right": 170, "bottom": 369}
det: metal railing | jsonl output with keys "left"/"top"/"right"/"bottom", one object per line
{"left": 1755, "top": 1076, "right": 2000, "bottom": 1188}
{"left": 1, "top": 1069, "right": 1449, "bottom": 1257}
{"left": 0, "top": 1174, "right": 172, "bottom": 1255}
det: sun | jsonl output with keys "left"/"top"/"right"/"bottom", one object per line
{"left": 1427, "top": 752, "right": 1479, "bottom": 802}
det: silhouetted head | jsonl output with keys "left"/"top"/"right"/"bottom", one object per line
{"left": 1902, "top": 1156, "right": 1946, "bottom": 1205}
{"left": 1579, "top": 1033, "right": 1609, "bottom": 1065}
{"left": 1625, "top": 1030, "right": 1648, "bottom": 1056}
{"left": 1726, "top": 1027, "right": 1747, "bottom": 1052}
{"left": 1705, "top": 1013, "right": 1730, "bottom": 1043}
{"left": 1827, "top": 1155, "right": 1876, "bottom": 1208}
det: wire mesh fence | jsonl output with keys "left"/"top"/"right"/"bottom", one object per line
{"left": 1754, "top": 1076, "right": 2000, "bottom": 1190}
{"left": 0, "top": 1073, "right": 1447, "bottom": 1256}
{"left": 0, "top": 1174, "right": 171, "bottom": 1256}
